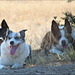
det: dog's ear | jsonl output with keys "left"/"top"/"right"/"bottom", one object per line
{"left": 64, "top": 19, "right": 72, "bottom": 34}
{"left": 51, "top": 20, "right": 61, "bottom": 40}
{"left": 6, "top": 29, "right": 12, "bottom": 36}
{"left": 1, "top": 19, "right": 9, "bottom": 29}
{"left": 19, "top": 29, "right": 27, "bottom": 38}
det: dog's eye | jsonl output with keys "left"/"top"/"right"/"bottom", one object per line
{"left": 15, "top": 37, "right": 19, "bottom": 40}
{"left": 8, "top": 37, "right": 11, "bottom": 40}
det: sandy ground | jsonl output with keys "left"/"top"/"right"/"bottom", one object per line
{"left": 0, "top": 64, "right": 75, "bottom": 75}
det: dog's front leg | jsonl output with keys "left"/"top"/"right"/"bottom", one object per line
{"left": 0, "top": 58, "right": 8, "bottom": 69}
{"left": 49, "top": 46, "right": 65, "bottom": 55}
{"left": 11, "top": 63, "right": 23, "bottom": 69}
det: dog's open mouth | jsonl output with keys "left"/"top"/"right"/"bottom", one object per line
{"left": 10, "top": 43, "right": 20, "bottom": 55}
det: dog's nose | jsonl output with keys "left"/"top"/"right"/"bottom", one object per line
{"left": 62, "top": 40, "right": 66, "bottom": 46}
{"left": 10, "top": 41, "right": 14, "bottom": 45}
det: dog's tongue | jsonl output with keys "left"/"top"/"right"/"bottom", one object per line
{"left": 10, "top": 46, "right": 17, "bottom": 55}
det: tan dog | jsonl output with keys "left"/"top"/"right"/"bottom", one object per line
{"left": 41, "top": 19, "right": 75, "bottom": 55}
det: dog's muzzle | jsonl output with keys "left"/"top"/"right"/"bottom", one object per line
{"left": 10, "top": 43, "right": 20, "bottom": 55}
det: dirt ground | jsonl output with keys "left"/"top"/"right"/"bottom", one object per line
{"left": 0, "top": 64, "right": 75, "bottom": 75}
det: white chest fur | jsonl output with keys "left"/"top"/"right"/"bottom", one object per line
{"left": 0, "top": 41, "right": 30, "bottom": 66}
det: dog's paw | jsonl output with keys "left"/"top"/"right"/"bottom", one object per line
{"left": 0, "top": 65, "right": 8, "bottom": 69}
{"left": 11, "top": 64, "right": 23, "bottom": 69}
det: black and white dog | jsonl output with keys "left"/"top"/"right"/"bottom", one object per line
{"left": 0, "top": 20, "right": 32, "bottom": 69}
{"left": 0, "top": 29, "right": 32, "bottom": 69}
